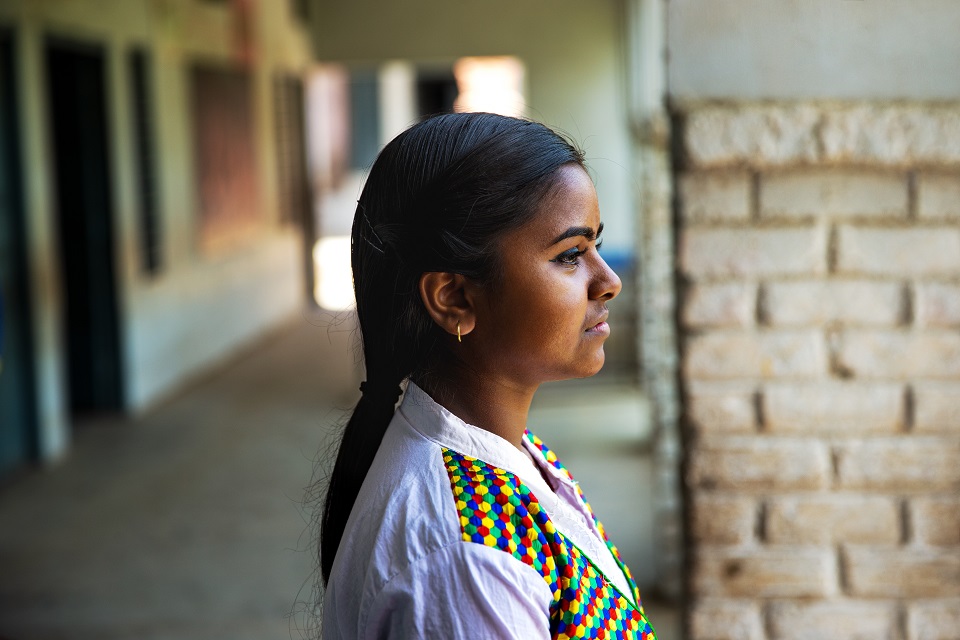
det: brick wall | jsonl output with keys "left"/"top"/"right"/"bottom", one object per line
{"left": 677, "top": 103, "right": 960, "bottom": 640}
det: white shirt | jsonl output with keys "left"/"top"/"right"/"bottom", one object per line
{"left": 322, "top": 382, "right": 634, "bottom": 639}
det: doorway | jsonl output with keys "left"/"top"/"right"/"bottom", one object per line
{"left": 0, "top": 29, "right": 37, "bottom": 476}
{"left": 45, "top": 39, "right": 124, "bottom": 417}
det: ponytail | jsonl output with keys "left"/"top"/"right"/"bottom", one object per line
{"left": 316, "top": 112, "right": 584, "bottom": 589}
{"left": 320, "top": 381, "right": 401, "bottom": 583}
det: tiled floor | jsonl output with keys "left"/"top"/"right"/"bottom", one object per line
{"left": 0, "top": 314, "right": 679, "bottom": 639}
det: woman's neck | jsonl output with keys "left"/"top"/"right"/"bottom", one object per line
{"left": 417, "top": 366, "right": 537, "bottom": 452}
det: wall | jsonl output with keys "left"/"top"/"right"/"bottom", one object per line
{"left": 0, "top": 0, "right": 313, "bottom": 460}
{"left": 120, "top": 0, "right": 312, "bottom": 409}
{"left": 669, "top": 2, "right": 960, "bottom": 637}
{"left": 676, "top": 103, "right": 960, "bottom": 640}
{"left": 668, "top": 0, "right": 960, "bottom": 100}
{"left": 311, "top": 0, "right": 634, "bottom": 258}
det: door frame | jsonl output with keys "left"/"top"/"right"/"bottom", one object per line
{"left": 0, "top": 25, "right": 39, "bottom": 476}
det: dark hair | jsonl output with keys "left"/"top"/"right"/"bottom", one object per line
{"left": 319, "top": 112, "right": 584, "bottom": 584}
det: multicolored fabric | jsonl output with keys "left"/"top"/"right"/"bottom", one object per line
{"left": 442, "top": 433, "right": 658, "bottom": 640}
{"left": 524, "top": 431, "right": 643, "bottom": 605}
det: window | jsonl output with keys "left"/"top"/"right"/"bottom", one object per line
{"left": 273, "top": 74, "right": 309, "bottom": 226}
{"left": 189, "top": 64, "right": 259, "bottom": 251}
{"left": 129, "top": 48, "right": 161, "bottom": 274}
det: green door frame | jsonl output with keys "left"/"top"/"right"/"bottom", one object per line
{"left": 0, "top": 26, "right": 39, "bottom": 476}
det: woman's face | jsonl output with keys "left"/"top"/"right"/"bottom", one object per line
{"left": 467, "top": 164, "right": 622, "bottom": 387}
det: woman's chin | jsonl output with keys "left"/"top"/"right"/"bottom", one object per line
{"left": 573, "top": 349, "right": 607, "bottom": 379}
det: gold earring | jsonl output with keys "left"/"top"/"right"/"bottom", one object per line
{"left": 457, "top": 321, "right": 462, "bottom": 343}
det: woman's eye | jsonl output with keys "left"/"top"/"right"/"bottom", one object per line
{"left": 596, "top": 239, "right": 603, "bottom": 252}
{"left": 553, "top": 248, "right": 586, "bottom": 265}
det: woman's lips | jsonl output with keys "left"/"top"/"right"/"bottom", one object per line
{"left": 585, "top": 321, "right": 610, "bottom": 334}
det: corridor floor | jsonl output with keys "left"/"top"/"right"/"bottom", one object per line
{"left": 0, "top": 314, "right": 679, "bottom": 639}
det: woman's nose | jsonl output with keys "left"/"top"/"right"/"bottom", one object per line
{"left": 591, "top": 253, "right": 622, "bottom": 301}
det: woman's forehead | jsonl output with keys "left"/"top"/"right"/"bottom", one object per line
{"left": 526, "top": 166, "right": 601, "bottom": 241}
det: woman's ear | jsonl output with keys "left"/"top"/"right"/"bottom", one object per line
{"left": 418, "top": 272, "right": 476, "bottom": 340}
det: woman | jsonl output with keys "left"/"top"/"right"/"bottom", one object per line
{"left": 319, "top": 112, "right": 657, "bottom": 639}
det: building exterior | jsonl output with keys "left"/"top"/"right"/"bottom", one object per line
{"left": 0, "top": 0, "right": 314, "bottom": 472}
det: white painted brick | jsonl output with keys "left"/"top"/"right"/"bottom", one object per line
{"left": 690, "top": 494, "right": 756, "bottom": 545}
{"left": 908, "top": 599, "right": 960, "bottom": 640}
{"left": 760, "top": 171, "right": 908, "bottom": 220}
{"left": 684, "top": 104, "right": 960, "bottom": 168}
{"left": 688, "top": 437, "right": 830, "bottom": 491}
{"left": 845, "top": 546, "right": 960, "bottom": 598}
{"left": 916, "top": 282, "right": 960, "bottom": 328}
{"left": 763, "top": 382, "right": 904, "bottom": 434}
{"left": 679, "top": 172, "right": 752, "bottom": 223}
{"left": 764, "top": 280, "right": 902, "bottom": 327}
{"left": 685, "top": 330, "right": 827, "bottom": 380}
{"left": 769, "top": 601, "right": 898, "bottom": 640}
{"left": 683, "top": 282, "right": 756, "bottom": 328}
{"left": 692, "top": 548, "right": 836, "bottom": 598}
{"left": 835, "top": 437, "right": 960, "bottom": 491}
{"left": 820, "top": 105, "right": 960, "bottom": 166}
{"left": 912, "top": 497, "right": 960, "bottom": 546}
{"left": 687, "top": 382, "right": 757, "bottom": 434}
{"left": 688, "top": 599, "right": 764, "bottom": 640}
{"left": 836, "top": 225, "right": 960, "bottom": 277}
{"left": 918, "top": 174, "right": 960, "bottom": 221}
{"left": 838, "top": 331, "right": 960, "bottom": 379}
{"left": 684, "top": 104, "right": 821, "bottom": 168}
{"left": 766, "top": 495, "right": 900, "bottom": 545}
{"left": 914, "top": 383, "right": 960, "bottom": 432}
{"left": 680, "top": 227, "right": 827, "bottom": 278}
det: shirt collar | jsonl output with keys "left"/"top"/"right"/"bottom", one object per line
{"left": 397, "top": 382, "right": 561, "bottom": 506}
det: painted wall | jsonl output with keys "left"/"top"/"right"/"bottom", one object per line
{"left": 668, "top": 0, "right": 960, "bottom": 100}
{"left": 310, "top": 0, "right": 636, "bottom": 256}
{"left": 0, "top": 0, "right": 313, "bottom": 460}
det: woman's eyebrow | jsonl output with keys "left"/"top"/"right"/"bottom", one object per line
{"left": 549, "top": 222, "right": 604, "bottom": 246}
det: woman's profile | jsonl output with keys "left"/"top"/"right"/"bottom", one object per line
{"left": 318, "top": 112, "right": 658, "bottom": 639}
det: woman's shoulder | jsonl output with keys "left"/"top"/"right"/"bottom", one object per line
{"left": 343, "top": 415, "right": 464, "bottom": 560}
{"left": 327, "top": 413, "right": 463, "bottom": 595}
{"left": 326, "top": 422, "right": 555, "bottom": 638}
{"left": 330, "top": 413, "right": 554, "bottom": 592}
